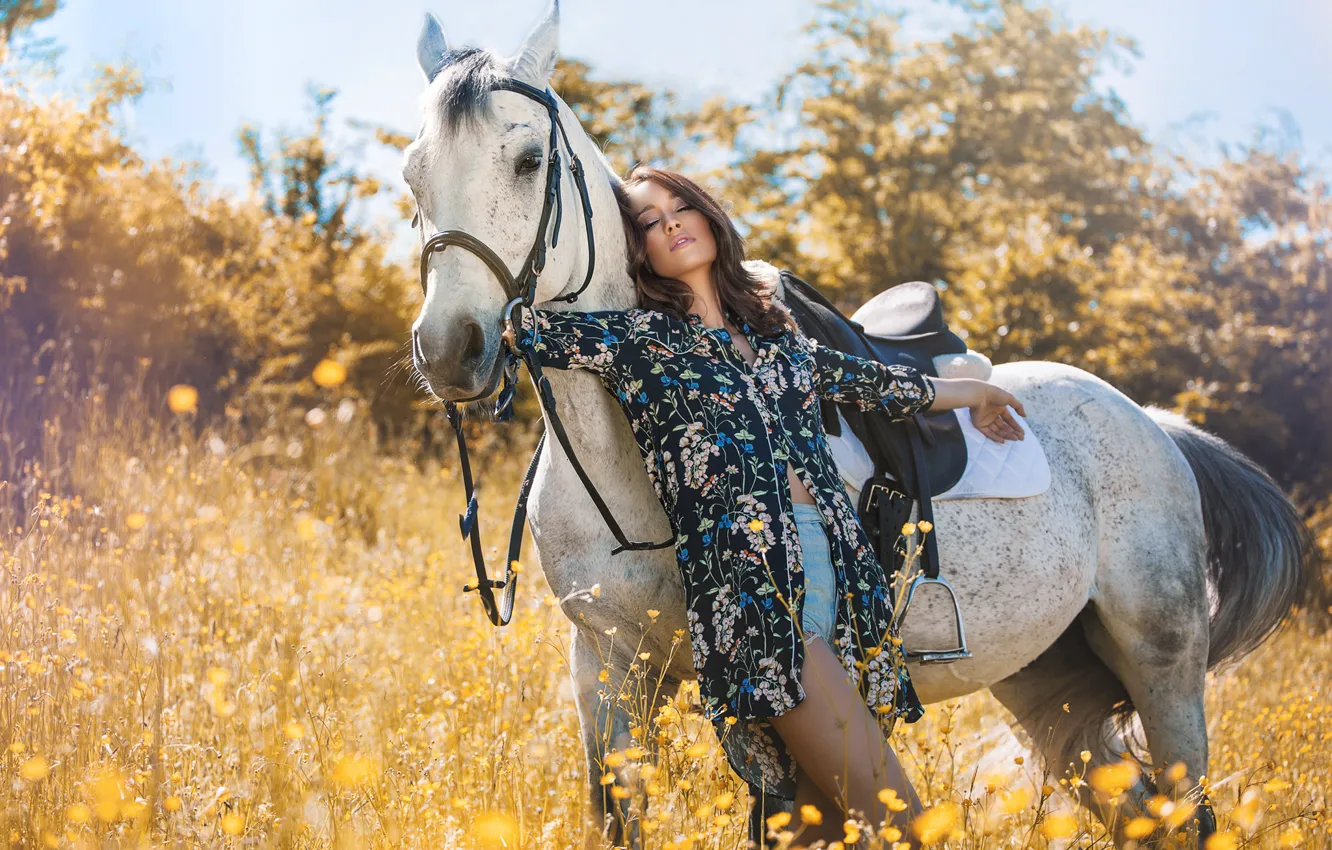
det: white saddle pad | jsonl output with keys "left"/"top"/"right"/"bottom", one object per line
{"left": 829, "top": 408, "right": 1050, "bottom": 501}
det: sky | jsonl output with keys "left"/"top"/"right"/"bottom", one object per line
{"left": 25, "top": 0, "right": 1332, "bottom": 215}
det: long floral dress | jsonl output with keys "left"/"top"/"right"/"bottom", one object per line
{"left": 516, "top": 300, "right": 936, "bottom": 801}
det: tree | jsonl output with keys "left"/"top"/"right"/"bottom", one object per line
{"left": 0, "top": 0, "right": 58, "bottom": 45}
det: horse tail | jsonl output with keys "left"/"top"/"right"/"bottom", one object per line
{"left": 1146, "top": 407, "right": 1316, "bottom": 667}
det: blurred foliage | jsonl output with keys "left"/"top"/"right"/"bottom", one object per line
{"left": 0, "top": 0, "right": 1329, "bottom": 527}
{"left": 551, "top": 58, "right": 698, "bottom": 174}
{"left": 0, "top": 58, "right": 430, "bottom": 490}
{"left": 692, "top": 0, "right": 1330, "bottom": 503}
{"left": 0, "top": 0, "right": 57, "bottom": 45}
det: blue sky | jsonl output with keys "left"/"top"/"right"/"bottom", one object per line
{"left": 28, "top": 0, "right": 1332, "bottom": 208}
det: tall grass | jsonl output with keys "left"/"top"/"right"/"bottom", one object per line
{"left": 1, "top": 372, "right": 1326, "bottom": 849}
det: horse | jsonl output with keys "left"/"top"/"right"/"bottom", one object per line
{"left": 403, "top": 4, "right": 1315, "bottom": 847}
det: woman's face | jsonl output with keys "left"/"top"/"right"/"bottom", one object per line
{"left": 625, "top": 179, "right": 717, "bottom": 282}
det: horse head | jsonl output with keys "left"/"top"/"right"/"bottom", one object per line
{"left": 405, "top": 1, "right": 627, "bottom": 401}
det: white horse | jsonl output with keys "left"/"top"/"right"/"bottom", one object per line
{"left": 403, "top": 4, "right": 1314, "bottom": 847}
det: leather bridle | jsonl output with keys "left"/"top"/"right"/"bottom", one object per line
{"left": 413, "top": 77, "right": 671, "bottom": 627}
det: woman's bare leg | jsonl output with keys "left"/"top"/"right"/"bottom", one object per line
{"left": 768, "top": 634, "right": 923, "bottom": 839}
{"left": 791, "top": 763, "right": 845, "bottom": 844}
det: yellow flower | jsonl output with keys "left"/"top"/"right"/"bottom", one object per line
{"left": 163, "top": 795, "right": 183, "bottom": 813}
{"left": 999, "top": 786, "right": 1032, "bottom": 814}
{"left": 283, "top": 721, "right": 306, "bottom": 740}
{"left": 1088, "top": 761, "right": 1140, "bottom": 798}
{"left": 1040, "top": 811, "right": 1078, "bottom": 839}
{"left": 917, "top": 520, "right": 933, "bottom": 533}
{"left": 766, "top": 811, "right": 791, "bottom": 830}
{"left": 66, "top": 804, "right": 91, "bottom": 824}
{"left": 20, "top": 756, "right": 50, "bottom": 781}
{"left": 912, "top": 802, "right": 961, "bottom": 844}
{"left": 221, "top": 814, "right": 244, "bottom": 835}
{"left": 1161, "top": 800, "right": 1196, "bottom": 829}
{"left": 471, "top": 812, "right": 519, "bottom": 847}
{"left": 1123, "top": 817, "right": 1156, "bottom": 839}
{"left": 843, "top": 820, "right": 861, "bottom": 843}
{"left": 329, "top": 754, "right": 379, "bottom": 787}
{"left": 799, "top": 803, "right": 823, "bottom": 826}
{"left": 312, "top": 359, "right": 348, "bottom": 388}
{"left": 126, "top": 513, "right": 147, "bottom": 531}
{"left": 167, "top": 384, "right": 198, "bottom": 414}
{"left": 91, "top": 767, "right": 127, "bottom": 822}
{"left": 1205, "top": 831, "right": 1240, "bottom": 850}
{"left": 878, "top": 787, "right": 909, "bottom": 812}
{"left": 748, "top": 518, "right": 765, "bottom": 532}
{"left": 901, "top": 522, "right": 917, "bottom": 536}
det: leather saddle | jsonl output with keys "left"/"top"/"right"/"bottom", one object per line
{"left": 779, "top": 271, "right": 968, "bottom": 497}
{"left": 780, "top": 270, "right": 974, "bottom": 665}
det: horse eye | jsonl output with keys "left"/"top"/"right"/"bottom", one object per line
{"left": 517, "top": 153, "right": 543, "bottom": 175}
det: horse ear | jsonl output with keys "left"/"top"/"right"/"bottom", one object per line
{"left": 417, "top": 12, "right": 451, "bottom": 82}
{"left": 508, "top": 0, "right": 559, "bottom": 88}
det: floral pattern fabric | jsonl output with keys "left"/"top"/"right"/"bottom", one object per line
{"left": 516, "top": 302, "right": 936, "bottom": 800}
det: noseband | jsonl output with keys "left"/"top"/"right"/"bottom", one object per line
{"left": 415, "top": 77, "right": 671, "bottom": 626}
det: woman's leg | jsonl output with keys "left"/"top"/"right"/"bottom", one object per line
{"left": 791, "top": 761, "right": 845, "bottom": 844}
{"left": 768, "top": 634, "right": 923, "bottom": 839}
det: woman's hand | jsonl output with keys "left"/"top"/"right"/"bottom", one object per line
{"left": 969, "top": 381, "right": 1026, "bottom": 443}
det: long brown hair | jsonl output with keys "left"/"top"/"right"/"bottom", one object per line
{"left": 612, "top": 165, "right": 797, "bottom": 337}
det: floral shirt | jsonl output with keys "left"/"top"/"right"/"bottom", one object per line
{"left": 516, "top": 302, "right": 936, "bottom": 800}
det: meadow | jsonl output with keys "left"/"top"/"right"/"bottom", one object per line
{"left": 3, "top": 1, "right": 1330, "bottom": 845}
{"left": 1, "top": 371, "right": 1327, "bottom": 849}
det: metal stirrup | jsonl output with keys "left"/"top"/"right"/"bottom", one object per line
{"left": 898, "top": 416, "right": 972, "bottom": 664}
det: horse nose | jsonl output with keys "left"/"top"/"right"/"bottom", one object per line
{"left": 414, "top": 319, "right": 488, "bottom": 388}
{"left": 412, "top": 327, "right": 430, "bottom": 371}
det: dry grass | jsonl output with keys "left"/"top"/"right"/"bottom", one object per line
{"left": 1, "top": 377, "right": 1327, "bottom": 849}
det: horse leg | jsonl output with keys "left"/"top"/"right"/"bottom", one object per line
{"left": 1082, "top": 551, "right": 1215, "bottom": 846}
{"left": 989, "top": 617, "right": 1157, "bottom": 831}
{"left": 570, "top": 624, "right": 643, "bottom": 849}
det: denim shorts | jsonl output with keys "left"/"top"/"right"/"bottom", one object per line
{"left": 793, "top": 502, "right": 836, "bottom": 645}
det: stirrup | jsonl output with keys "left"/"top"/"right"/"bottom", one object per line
{"left": 898, "top": 573, "right": 972, "bottom": 665}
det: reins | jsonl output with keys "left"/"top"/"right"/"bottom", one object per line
{"left": 415, "top": 77, "right": 671, "bottom": 626}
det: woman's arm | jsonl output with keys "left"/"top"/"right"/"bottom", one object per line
{"left": 802, "top": 334, "right": 936, "bottom": 422}
{"left": 802, "top": 333, "right": 1027, "bottom": 442}
{"left": 515, "top": 309, "right": 636, "bottom": 381}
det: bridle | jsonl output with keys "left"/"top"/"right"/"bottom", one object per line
{"left": 413, "top": 77, "right": 672, "bottom": 627}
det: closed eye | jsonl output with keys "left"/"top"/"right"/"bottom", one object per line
{"left": 643, "top": 205, "right": 691, "bottom": 230}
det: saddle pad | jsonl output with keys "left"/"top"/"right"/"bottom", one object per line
{"left": 829, "top": 408, "right": 1051, "bottom": 501}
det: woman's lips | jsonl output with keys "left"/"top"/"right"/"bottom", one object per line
{"left": 670, "top": 235, "right": 695, "bottom": 251}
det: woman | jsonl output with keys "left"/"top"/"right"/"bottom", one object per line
{"left": 516, "top": 165, "right": 1026, "bottom": 842}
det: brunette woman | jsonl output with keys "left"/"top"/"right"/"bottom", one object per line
{"left": 516, "top": 165, "right": 1024, "bottom": 843}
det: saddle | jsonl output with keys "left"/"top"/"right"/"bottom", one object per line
{"left": 780, "top": 270, "right": 972, "bottom": 664}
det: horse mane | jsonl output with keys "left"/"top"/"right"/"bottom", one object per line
{"left": 428, "top": 47, "right": 507, "bottom": 135}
